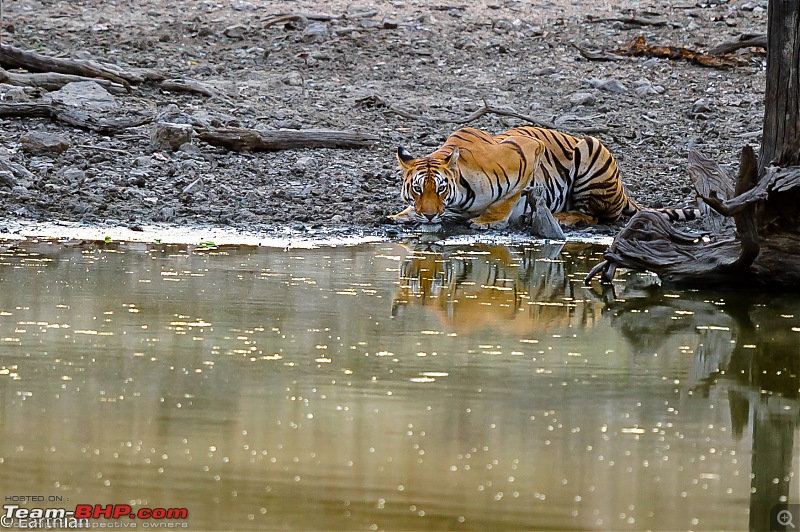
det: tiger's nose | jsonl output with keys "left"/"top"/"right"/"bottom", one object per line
{"left": 423, "top": 213, "right": 436, "bottom": 222}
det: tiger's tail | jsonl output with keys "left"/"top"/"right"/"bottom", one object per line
{"left": 624, "top": 197, "right": 702, "bottom": 222}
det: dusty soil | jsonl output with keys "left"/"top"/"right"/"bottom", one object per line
{"left": 0, "top": 0, "right": 768, "bottom": 237}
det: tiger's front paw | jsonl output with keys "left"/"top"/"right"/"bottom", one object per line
{"left": 468, "top": 218, "right": 509, "bottom": 231}
{"left": 387, "top": 210, "right": 415, "bottom": 225}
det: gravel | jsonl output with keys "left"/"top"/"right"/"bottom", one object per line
{"left": 0, "top": 0, "right": 768, "bottom": 237}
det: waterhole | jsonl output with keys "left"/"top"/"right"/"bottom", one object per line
{"left": 0, "top": 238, "right": 797, "bottom": 530}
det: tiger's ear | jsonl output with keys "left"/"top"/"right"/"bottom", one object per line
{"left": 443, "top": 147, "right": 459, "bottom": 168}
{"left": 397, "top": 146, "right": 415, "bottom": 169}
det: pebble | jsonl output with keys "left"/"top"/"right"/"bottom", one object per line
{"left": 531, "top": 66, "right": 558, "bottom": 76}
{"left": 182, "top": 178, "right": 204, "bottom": 195}
{"left": 588, "top": 78, "right": 628, "bottom": 94}
{"left": 0, "top": 85, "right": 29, "bottom": 102}
{"left": 20, "top": 132, "right": 71, "bottom": 155}
{"left": 633, "top": 79, "right": 665, "bottom": 97}
{"left": 569, "top": 92, "right": 595, "bottom": 106}
{"left": 0, "top": 171, "right": 16, "bottom": 188}
{"left": 282, "top": 72, "right": 304, "bottom": 86}
{"left": 42, "top": 81, "right": 117, "bottom": 111}
{"left": 151, "top": 122, "right": 193, "bottom": 151}
{"left": 302, "top": 22, "right": 329, "bottom": 43}
{"left": 224, "top": 24, "right": 247, "bottom": 39}
{"left": 691, "top": 98, "right": 712, "bottom": 114}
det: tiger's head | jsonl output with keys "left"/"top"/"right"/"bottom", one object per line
{"left": 396, "top": 146, "right": 460, "bottom": 224}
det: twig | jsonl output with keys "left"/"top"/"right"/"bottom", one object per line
{"left": 76, "top": 144, "right": 131, "bottom": 155}
{"left": 586, "top": 14, "right": 668, "bottom": 27}
{"left": 383, "top": 98, "right": 610, "bottom": 135}
{"left": 572, "top": 43, "right": 623, "bottom": 62}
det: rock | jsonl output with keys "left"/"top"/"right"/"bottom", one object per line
{"left": 293, "top": 156, "right": 315, "bottom": 174}
{"left": 0, "top": 85, "right": 29, "bottom": 102}
{"left": 691, "top": 98, "right": 712, "bottom": 116}
{"left": 282, "top": 72, "right": 304, "bottom": 86}
{"left": 531, "top": 66, "right": 558, "bottom": 76}
{"left": 61, "top": 168, "right": 86, "bottom": 184}
{"left": 569, "top": 92, "right": 595, "bottom": 106}
{"left": 232, "top": 1, "right": 256, "bottom": 10}
{"left": 633, "top": 79, "right": 665, "bottom": 97}
{"left": 182, "top": 178, "right": 204, "bottom": 195}
{"left": 0, "top": 171, "right": 16, "bottom": 188}
{"left": 151, "top": 122, "right": 193, "bottom": 151}
{"left": 156, "top": 104, "right": 193, "bottom": 124}
{"left": 224, "top": 24, "right": 247, "bottom": 39}
{"left": 302, "top": 22, "right": 329, "bottom": 42}
{"left": 588, "top": 78, "right": 628, "bottom": 94}
{"left": 42, "top": 81, "right": 117, "bottom": 111}
{"left": 20, "top": 132, "right": 71, "bottom": 155}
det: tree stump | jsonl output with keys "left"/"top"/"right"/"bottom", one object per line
{"left": 586, "top": 1, "right": 800, "bottom": 289}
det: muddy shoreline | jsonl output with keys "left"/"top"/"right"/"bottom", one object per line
{"left": 0, "top": 0, "right": 768, "bottom": 239}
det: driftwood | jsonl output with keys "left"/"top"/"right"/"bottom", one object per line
{"left": 523, "top": 185, "right": 566, "bottom": 240}
{"left": 616, "top": 36, "right": 745, "bottom": 68}
{"left": 198, "top": 127, "right": 378, "bottom": 151}
{"left": 708, "top": 34, "right": 767, "bottom": 56}
{"left": 579, "top": 36, "right": 745, "bottom": 69}
{"left": 0, "top": 66, "right": 127, "bottom": 93}
{"left": 0, "top": 102, "right": 152, "bottom": 134}
{"left": 0, "top": 44, "right": 165, "bottom": 89}
{"left": 585, "top": 146, "right": 800, "bottom": 287}
{"left": 586, "top": 14, "right": 668, "bottom": 27}
{"left": 159, "top": 78, "right": 231, "bottom": 102}
{"left": 587, "top": 0, "right": 800, "bottom": 289}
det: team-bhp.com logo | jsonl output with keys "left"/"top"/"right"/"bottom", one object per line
{"left": 2, "top": 504, "right": 189, "bottom": 528}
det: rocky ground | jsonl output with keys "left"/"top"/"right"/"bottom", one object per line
{"left": 0, "top": 0, "right": 769, "bottom": 238}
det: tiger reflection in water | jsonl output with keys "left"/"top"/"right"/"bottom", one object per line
{"left": 391, "top": 241, "right": 605, "bottom": 335}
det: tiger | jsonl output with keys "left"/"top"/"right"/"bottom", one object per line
{"left": 390, "top": 241, "right": 605, "bottom": 336}
{"left": 389, "top": 126, "right": 697, "bottom": 230}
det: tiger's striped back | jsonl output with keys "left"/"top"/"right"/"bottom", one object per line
{"left": 497, "top": 126, "right": 636, "bottom": 221}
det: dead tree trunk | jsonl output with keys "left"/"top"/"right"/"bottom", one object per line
{"left": 586, "top": 0, "right": 800, "bottom": 287}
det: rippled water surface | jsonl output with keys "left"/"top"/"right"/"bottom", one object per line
{"left": 0, "top": 238, "right": 798, "bottom": 530}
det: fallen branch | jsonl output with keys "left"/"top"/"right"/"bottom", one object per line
{"left": 160, "top": 78, "right": 232, "bottom": 102}
{"left": 0, "top": 66, "right": 127, "bottom": 93}
{"left": 585, "top": 145, "right": 800, "bottom": 287}
{"left": 0, "top": 44, "right": 165, "bottom": 89}
{"left": 708, "top": 34, "right": 767, "bottom": 56}
{"left": 579, "top": 36, "right": 745, "bottom": 69}
{"left": 523, "top": 185, "right": 566, "bottom": 240}
{"left": 0, "top": 102, "right": 152, "bottom": 134}
{"left": 615, "top": 36, "right": 745, "bottom": 68}
{"left": 197, "top": 127, "right": 379, "bottom": 151}
{"left": 572, "top": 43, "right": 623, "bottom": 62}
{"left": 586, "top": 14, "right": 668, "bottom": 27}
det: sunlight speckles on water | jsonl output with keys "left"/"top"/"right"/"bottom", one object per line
{"left": 0, "top": 239, "right": 796, "bottom": 531}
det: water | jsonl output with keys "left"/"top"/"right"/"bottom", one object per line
{"left": 0, "top": 238, "right": 798, "bottom": 530}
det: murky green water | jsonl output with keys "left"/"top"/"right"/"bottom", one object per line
{"left": 0, "top": 238, "right": 798, "bottom": 531}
